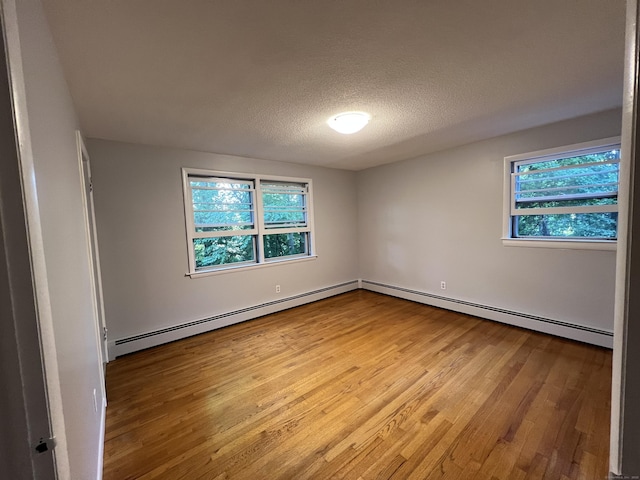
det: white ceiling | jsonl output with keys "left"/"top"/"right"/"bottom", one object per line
{"left": 42, "top": 0, "right": 625, "bottom": 171}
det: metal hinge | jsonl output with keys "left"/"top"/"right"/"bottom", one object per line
{"left": 103, "top": 326, "right": 108, "bottom": 341}
{"left": 34, "top": 437, "right": 56, "bottom": 454}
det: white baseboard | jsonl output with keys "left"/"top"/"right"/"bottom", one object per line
{"left": 361, "top": 280, "right": 613, "bottom": 349}
{"left": 110, "top": 280, "right": 359, "bottom": 358}
{"left": 109, "top": 278, "right": 612, "bottom": 358}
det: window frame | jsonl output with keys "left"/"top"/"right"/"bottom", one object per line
{"left": 182, "top": 168, "right": 316, "bottom": 276}
{"left": 259, "top": 181, "right": 311, "bottom": 261}
{"left": 502, "top": 136, "right": 621, "bottom": 250}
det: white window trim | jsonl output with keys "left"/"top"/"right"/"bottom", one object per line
{"left": 184, "top": 254, "right": 318, "bottom": 278}
{"left": 502, "top": 136, "right": 621, "bottom": 250}
{"left": 182, "top": 168, "right": 317, "bottom": 276}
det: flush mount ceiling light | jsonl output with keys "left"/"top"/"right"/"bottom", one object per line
{"left": 327, "top": 111, "right": 371, "bottom": 134}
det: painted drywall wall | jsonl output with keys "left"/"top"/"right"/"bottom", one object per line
{"left": 12, "top": 0, "right": 105, "bottom": 478}
{"left": 86, "top": 139, "right": 359, "bottom": 351}
{"left": 357, "top": 109, "right": 621, "bottom": 344}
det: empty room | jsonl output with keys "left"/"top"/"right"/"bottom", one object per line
{"left": 2, "top": 0, "right": 639, "bottom": 479}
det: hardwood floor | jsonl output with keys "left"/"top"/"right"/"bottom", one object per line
{"left": 103, "top": 290, "right": 612, "bottom": 480}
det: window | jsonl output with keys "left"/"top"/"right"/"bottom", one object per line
{"left": 182, "top": 169, "right": 315, "bottom": 275}
{"left": 503, "top": 137, "right": 621, "bottom": 246}
{"left": 261, "top": 181, "right": 310, "bottom": 259}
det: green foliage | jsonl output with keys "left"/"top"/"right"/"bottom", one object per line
{"left": 515, "top": 213, "right": 618, "bottom": 239}
{"left": 191, "top": 180, "right": 253, "bottom": 232}
{"left": 264, "top": 233, "right": 306, "bottom": 259}
{"left": 194, "top": 236, "right": 254, "bottom": 268}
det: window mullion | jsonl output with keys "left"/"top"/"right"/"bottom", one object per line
{"left": 510, "top": 173, "right": 517, "bottom": 221}
{"left": 255, "top": 177, "right": 266, "bottom": 264}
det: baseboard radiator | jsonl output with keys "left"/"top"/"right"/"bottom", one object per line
{"left": 109, "top": 280, "right": 359, "bottom": 358}
{"left": 109, "top": 278, "right": 613, "bottom": 358}
{"left": 361, "top": 280, "right": 613, "bottom": 348}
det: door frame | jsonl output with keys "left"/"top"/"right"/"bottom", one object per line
{"left": 0, "top": 0, "right": 71, "bottom": 476}
{"left": 77, "top": 131, "right": 110, "bottom": 370}
{"left": 611, "top": 0, "right": 640, "bottom": 476}
{"left": 0, "top": 1, "right": 59, "bottom": 477}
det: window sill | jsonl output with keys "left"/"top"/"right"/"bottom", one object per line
{"left": 186, "top": 255, "right": 318, "bottom": 278}
{"left": 502, "top": 238, "right": 616, "bottom": 251}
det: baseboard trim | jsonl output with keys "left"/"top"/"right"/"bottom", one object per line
{"left": 110, "top": 280, "right": 359, "bottom": 357}
{"left": 361, "top": 280, "right": 613, "bottom": 348}
{"left": 110, "top": 278, "right": 613, "bottom": 357}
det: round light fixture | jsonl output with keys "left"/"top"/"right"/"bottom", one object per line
{"left": 327, "top": 111, "right": 371, "bottom": 134}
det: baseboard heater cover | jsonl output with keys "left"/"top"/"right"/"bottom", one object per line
{"left": 111, "top": 280, "right": 358, "bottom": 357}
{"left": 361, "top": 280, "right": 613, "bottom": 348}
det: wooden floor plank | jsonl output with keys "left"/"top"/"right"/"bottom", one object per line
{"left": 103, "top": 290, "right": 612, "bottom": 479}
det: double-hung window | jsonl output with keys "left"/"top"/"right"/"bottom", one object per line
{"left": 261, "top": 181, "right": 310, "bottom": 260}
{"left": 182, "top": 169, "right": 315, "bottom": 275}
{"left": 503, "top": 137, "right": 621, "bottom": 247}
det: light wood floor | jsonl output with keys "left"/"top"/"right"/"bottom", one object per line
{"left": 103, "top": 290, "right": 612, "bottom": 480}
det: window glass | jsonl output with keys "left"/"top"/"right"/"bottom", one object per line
{"left": 264, "top": 232, "right": 308, "bottom": 259}
{"left": 193, "top": 236, "right": 255, "bottom": 268}
{"left": 261, "top": 182, "right": 308, "bottom": 229}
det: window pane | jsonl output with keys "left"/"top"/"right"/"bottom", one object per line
{"left": 263, "top": 205, "right": 306, "bottom": 227}
{"left": 191, "top": 189, "right": 252, "bottom": 205}
{"left": 190, "top": 179, "right": 252, "bottom": 190}
{"left": 515, "top": 181, "right": 618, "bottom": 199}
{"left": 261, "top": 181, "right": 307, "bottom": 229}
{"left": 190, "top": 178, "right": 255, "bottom": 232}
{"left": 515, "top": 160, "right": 619, "bottom": 205}
{"left": 515, "top": 213, "right": 618, "bottom": 239}
{"left": 516, "top": 149, "right": 619, "bottom": 171}
{"left": 193, "top": 210, "right": 253, "bottom": 232}
{"left": 193, "top": 236, "right": 255, "bottom": 268}
{"left": 263, "top": 233, "right": 307, "bottom": 259}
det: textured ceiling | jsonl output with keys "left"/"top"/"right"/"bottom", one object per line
{"left": 42, "top": 0, "right": 625, "bottom": 171}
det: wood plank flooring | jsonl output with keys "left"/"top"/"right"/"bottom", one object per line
{"left": 103, "top": 290, "right": 612, "bottom": 480}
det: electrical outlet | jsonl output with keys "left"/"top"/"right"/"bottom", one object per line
{"left": 440, "top": 281, "right": 446, "bottom": 290}
{"left": 275, "top": 284, "right": 281, "bottom": 293}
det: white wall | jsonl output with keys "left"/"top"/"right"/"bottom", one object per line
{"left": 10, "top": 0, "right": 105, "bottom": 478}
{"left": 86, "top": 139, "right": 359, "bottom": 355}
{"left": 357, "top": 109, "right": 621, "bottom": 347}
{"left": 90, "top": 111, "right": 621, "bottom": 355}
